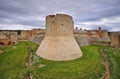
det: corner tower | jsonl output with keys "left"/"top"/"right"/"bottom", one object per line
{"left": 36, "top": 14, "right": 82, "bottom": 61}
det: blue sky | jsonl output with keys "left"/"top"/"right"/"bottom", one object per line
{"left": 0, "top": 0, "right": 120, "bottom": 31}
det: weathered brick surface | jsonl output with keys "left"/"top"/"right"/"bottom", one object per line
{"left": 0, "top": 38, "right": 11, "bottom": 46}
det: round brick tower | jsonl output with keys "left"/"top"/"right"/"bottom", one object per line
{"left": 36, "top": 14, "right": 82, "bottom": 61}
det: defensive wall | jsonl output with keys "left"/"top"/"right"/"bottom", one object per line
{"left": 0, "top": 27, "right": 113, "bottom": 47}
{"left": 109, "top": 32, "right": 120, "bottom": 48}
{"left": 0, "top": 31, "right": 17, "bottom": 46}
{"left": 29, "top": 27, "right": 111, "bottom": 46}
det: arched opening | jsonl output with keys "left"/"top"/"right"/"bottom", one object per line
{"left": 8, "top": 41, "right": 11, "bottom": 45}
{"left": 0, "top": 42, "right": 4, "bottom": 46}
{"left": 12, "top": 42, "right": 15, "bottom": 44}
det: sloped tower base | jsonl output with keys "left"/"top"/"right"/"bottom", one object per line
{"left": 36, "top": 14, "right": 82, "bottom": 61}
{"left": 36, "top": 36, "right": 82, "bottom": 60}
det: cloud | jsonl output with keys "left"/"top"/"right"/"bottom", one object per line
{"left": 0, "top": 24, "right": 42, "bottom": 30}
{"left": 0, "top": 0, "right": 120, "bottom": 31}
{"left": 75, "top": 16, "right": 120, "bottom": 31}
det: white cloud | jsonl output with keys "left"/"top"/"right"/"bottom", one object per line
{"left": 74, "top": 16, "right": 120, "bottom": 31}
{"left": 0, "top": 24, "right": 41, "bottom": 30}
{"left": 0, "top": 0, "right": 120, "bottom": 31}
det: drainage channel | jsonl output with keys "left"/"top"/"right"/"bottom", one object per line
{"left": 26, "top": 47, "right": 33, "bottom": 79}
{"left": 100, "top": 49, "right": 110, "bottom": 79}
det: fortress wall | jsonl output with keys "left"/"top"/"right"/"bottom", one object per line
{"left": 0, "top": 33, "right": 6, "bottom": 39}
{"left": 102, "top": 30, "right": 108, "bottom": 37}
{"left": 100, "top": 30, "right": 111, "bottom": 42}
{"left": 27, "top": 17, "right": 112, "bottom": 47}
{"left": 10, "top": 32, "right": 17, "bottom": 43}
{"left": 21, "top": 30, "right": 32, "bottom": 40}
{"left": 30, "top": 29, "right": 111, "bottom": 47}
{"left": 109, "top": 32, "right": 120, "bottom": 47}
{"left": 30, "top": 36, "right": 44, "bottom": 44}
{"left": 0, "top": 31, "right": 18, "bottom": 45}
{"left": 75, "top": 37, "right": 91, "bottom": 46}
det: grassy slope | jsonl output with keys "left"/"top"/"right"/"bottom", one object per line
{"left": 0, "top": 41, "right": 38, "bottom": 79}
{"left": 103, "top": 47, "right": 120, "bottom": 79}
{"left": 32, "top": 45, "right": 104, "bottom": 79}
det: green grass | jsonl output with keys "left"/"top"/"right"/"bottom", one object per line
{"left": 1, "top": 41, "right": 119, "bottom": 79}
{"left": 0, "top": 41, "right": 38, "bottom": 79}
{"left": 32, "top": 45, "right": 105, "bottom": 79}
{"left": 103, "top": 47, "right": 120, "bottom": 79}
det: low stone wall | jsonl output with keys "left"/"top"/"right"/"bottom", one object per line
{"left": 30, "top": 36, "right": 91, "bottom": 46}
{"left": 30, "top": 36, "right": 44, "bottom": 44}
{"left": 75, "top": 37, "right": 91, "bottom": 46}
{"left": 30, "top": 36, "right": 111, "bottom": 47}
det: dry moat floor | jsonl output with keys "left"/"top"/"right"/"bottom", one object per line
{"left": 0, "top": 41, "right": 120, "bottom": 79}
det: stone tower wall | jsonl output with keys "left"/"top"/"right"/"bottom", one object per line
{"left": 46, "top": 14, "right": 73, "bottom": 36}
{"left": 36, "top": 14, "right": 82, "bottom": 61}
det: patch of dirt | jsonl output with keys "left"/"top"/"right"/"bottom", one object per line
{"left": 13, "top": 46, "right": 16, "bottom": 49}
{"left": 0, "top": 49, "right": 3, "bottom": 54}
{"left": 38, "top": 64, "right": 45, "bottom": 68}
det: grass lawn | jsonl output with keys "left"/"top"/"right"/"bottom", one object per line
{"left": 103, "top": 47, "right": 120, "bottom": 79}
{"left": 1, "top": 41, "right": 119, "bottom": 79}
{"left": 32, "top": 45, "right": 105, "bottom": 79}
{"left": 0, "top": 41, "right": 38, "bottom": 79}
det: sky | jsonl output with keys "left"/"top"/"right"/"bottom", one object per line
{"left": 0, "top": 0, "right": 120, "bottom": 32}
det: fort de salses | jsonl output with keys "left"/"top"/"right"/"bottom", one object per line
{"left": 0, "top": 14, "right": 120, "bottom": 58}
